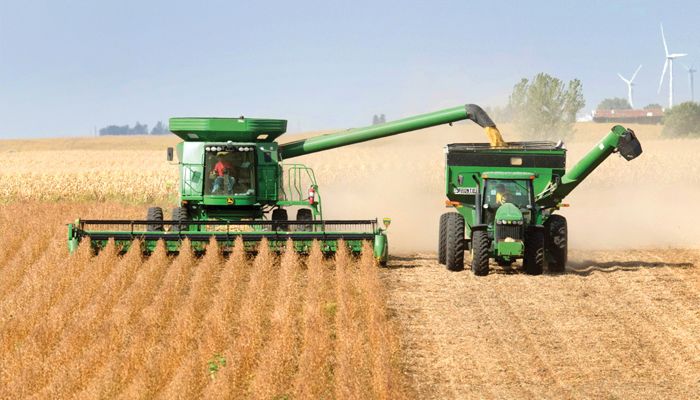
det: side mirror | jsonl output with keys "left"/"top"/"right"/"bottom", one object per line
{"left": 166, "top": 147, "right": 174, "bottom": 162}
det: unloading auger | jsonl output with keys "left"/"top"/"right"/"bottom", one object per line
{"left": 68, "top": 104, "right": 505, "bottom": 262}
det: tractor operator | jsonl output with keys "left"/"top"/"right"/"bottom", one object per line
{"left": 495, "top": 183, "right": 511, "bottom": 205}
{"left": 211, "top": 152, "right": 235, "bottom": 194}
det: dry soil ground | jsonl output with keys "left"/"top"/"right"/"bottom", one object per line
{"left": 2, "top": 122, "right": 699, "bottom": 398}
{"left": 384, "top": 249, "right": 700, "bottom": 399}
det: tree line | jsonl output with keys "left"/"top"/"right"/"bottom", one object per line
{"left": 99, "top": 121, "right": 169, "bottom": 136}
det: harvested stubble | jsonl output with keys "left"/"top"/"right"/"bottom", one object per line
{"left": 0, "top": 202, "right": 410, "bottom": 399}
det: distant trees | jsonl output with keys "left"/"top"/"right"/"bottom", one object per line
{"left": 508, "top": 73, "right": 585, "bottom": 140}
{"left": 662, "top": 102, "right": 700, "bottom": 137}
{"left": 372, "top": 114, "right": 386, "bottom": 125}
{"left": 99, "top": 121, "right": 169, "bottom": 136}
{"left": 597, "top": 97, "right": 631, "bottom": 110}
{"left": 644, "top": 103, "right": 662, "bottom": 110}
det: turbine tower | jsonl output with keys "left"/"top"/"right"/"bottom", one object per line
{"left": 658, "top": 23, "right": 688, "bottom": 108}
{"left": 681, "top": 63, "right": 696, "bottom": 102}
{"left": 617, "top": 65, "right": 642, "bottom": 108}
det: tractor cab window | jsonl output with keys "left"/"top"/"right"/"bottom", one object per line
{"left": 205, "top": 150, "right": 255, "bottom": 196}
{"left": 484, "top": 179, "right": 531, "bottom": 209}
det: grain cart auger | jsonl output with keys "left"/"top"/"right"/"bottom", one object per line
{"left": 439, "top": 125, "right": 642, "bottom": 275}
{"left": 68, "top": 104, "right": 504, "bottom": 262}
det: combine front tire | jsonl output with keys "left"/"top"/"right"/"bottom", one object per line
{"left": 523, "top": 229, "right": 544, "bottom": 275}
{"left": 171, "top": 207, "right": 189, "bottom": 232}
{"left": 296, "top": 208, "right": 313, "bottom": 232}
{"left": 544, "top": 215, "right": 567, "bottom": 274}
{"left": 271, "top": 208, "right": 289, "bottom": 231}
{"left": 471, "top": 230, "right": 490, "bottom": 276}
{"left": 444, "top": 213, "right": 465, "bottom": 272}
{"left": 146, "top": 207, "right": 164, "bottom": 232}
{"left": 438, "top": 213, "right": 449, "bottom": 265}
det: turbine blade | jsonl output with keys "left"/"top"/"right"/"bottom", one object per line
{"left": 661, "top": 23, "right": 669, "bottom": 56}
{"left": 630, "top": 64, "right": 642, "bottom": 81}
{"left": 617, "top": 73, "right": 629, "bottom": 83}
{"left": 669, "top": 53, "right": 688, "bottom": 58}
{"left": 658, "top": 60, "right": 669, "bottom": 93}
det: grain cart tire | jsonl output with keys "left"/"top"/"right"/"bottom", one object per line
{"left": 296, "top": 208, "right": 313, "bottom": 232}
{"left": 171, "top": 207, "right": 189, "bottom": 232}
{"left": 146, "top": 207, "right": 164, "bottom": 232}
{"left": 271, "top": 208, "right": 289, "bottom": 231}
{"left": 438, "top": 213, "right": 449, "bottom": 265}
{"left": 544, "top": 215, "right": 567, "bottom": 274}
{"left": 523, "top": 229, "right": 545, "bottom": 275}
{"left": 444, "top": 213, "right": 465, "bottom": 272}
{"left": 471, "top": 230, "right": 490, "bottom": 276}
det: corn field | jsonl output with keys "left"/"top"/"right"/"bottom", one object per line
{"left": 0, "top": 203, "right": 410, "bottom": 399}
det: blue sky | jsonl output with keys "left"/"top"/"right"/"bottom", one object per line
{"left": 1, "top": 0, "right": 699, "bottom": 138}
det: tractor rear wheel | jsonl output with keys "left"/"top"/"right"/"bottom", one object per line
{"left": 146, "top": 207, "right": 164, "bottom": 232}
{"left": 271, "top": 208, "right": 289, "bottom": 231}
{"left": 444, "top": 213, "right": 465, "bottom": 271}
{"left": 171, "top": 207, "right": 189, "bottom": 232}
{"left": 438, "top": 213, "right": 449, "bottom": 265}
{"left": 523, "top": 229, "right": 544, "bottom": 275}
{"left": 296, "top": 208, "right": 313, "bottom": 232}
{"left": 471, "top": 230, "right": 490, "bottom": 276}
{"left": 544, "top": 215, "right": 567, "bottom": 274}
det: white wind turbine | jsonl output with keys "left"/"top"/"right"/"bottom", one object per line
{"left": 617, "top": 65, "right": 642, "bottom": 108}
{"left": 681, "top": 63, "right": 696, "bottom": 102}
{"left": 658, "top": 23, "right": 688, "bottom": 108}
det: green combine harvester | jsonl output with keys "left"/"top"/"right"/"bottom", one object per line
{"left": 68, "top": 104, "right": 504, "bottom": 262}
{"left": 439, "top": 125, "right": 642, "bottom": 275}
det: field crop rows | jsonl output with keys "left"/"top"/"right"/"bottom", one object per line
{"left": 0, "top": 203, "right": 409, "bottom": 399}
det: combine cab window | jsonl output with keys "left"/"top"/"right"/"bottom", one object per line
{"left": 484, "top": 179, "right": 531, "bottom": 209}
{"left": 205, "top": 151, "right": 255, "bottom": 196}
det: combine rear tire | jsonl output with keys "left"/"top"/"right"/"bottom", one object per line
{"left": 271, "top": 208, "right": 289, "bottom": 231}
{"left": 171, "top": 207, "right": 189, "bottom": 232}
{"left": 544, "top": 215, "right": 567, "bottom": 274}
{"left": 146, "top": 207, "right": 164, "bottom": 232}
{"left": 444, "top": 213, "right": 465, "bottom": 272}
{"left": 296, "top": 208, "right": 313, "bottom": 232}
{"left": 523, "top": 229, "right": 544, "bottom": 275}
{"left": 471, "top": 230, "right": 490, "bottom": 276}
{"left": 438, "top": 213, "right": 449, "bottom": 265}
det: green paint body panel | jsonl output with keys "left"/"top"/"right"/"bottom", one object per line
{"left": 170, "top": 117, "right": 287, "bottom": 142}
{"left": 495, "top": 241, "right": 524, "bottom": 256}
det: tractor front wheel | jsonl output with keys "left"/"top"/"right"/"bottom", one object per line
{"left": 523, "top": 229, "right": 544, "bottom": 275}
{"left": 444, "top": 213, "right": 465, "bottom": 271}
{"left": 146, "top": 207, "right": 164, "bottom": 232}
{"left": 438, "top": 213, "right": 449, "bottom": 265}
{"left": 544, "top": 215, "right": 568, "bottom": 274}
{"left": 471, "top": 230, "right": 490, "bottom": 276}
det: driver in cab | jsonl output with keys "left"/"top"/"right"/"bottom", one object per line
{"left": 211, "top": 152, "right": 235, "bottom": 194}
{"left": 495, "top": 183, "right": 511, "bottom": 205}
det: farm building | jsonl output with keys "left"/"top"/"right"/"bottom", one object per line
{"left": 592, "top": 108, "right": 663, "bottom": 124}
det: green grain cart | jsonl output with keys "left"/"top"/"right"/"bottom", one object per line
{"left": 68, "top": 104, "right": 502, "bottom": 261}
{"left": 439, "top": 125, "right": 642, "bottom": 275}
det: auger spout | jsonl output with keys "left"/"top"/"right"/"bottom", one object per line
{"left": 536, "top": 125, "right": 642, "bottom": 208}
{"left": 279, "top": 104, "right": 505, "bottom": 159}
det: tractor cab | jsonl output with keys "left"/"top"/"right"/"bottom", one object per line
{"left": 480, "top": 171, "right": 537, "bottom": 227}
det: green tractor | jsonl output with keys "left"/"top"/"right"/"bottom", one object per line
{"left": 439, "top": 125, "right": 643, "bottom": 275}
{"left": 68, "top": 104, "right": 505, "bottom": 261}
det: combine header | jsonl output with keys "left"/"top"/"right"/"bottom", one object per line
{"left": 439, "top": 125, "right": 642, "bottom": 275}
{"left": 69, "top": 104, "right": 505, "bottom": 262}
